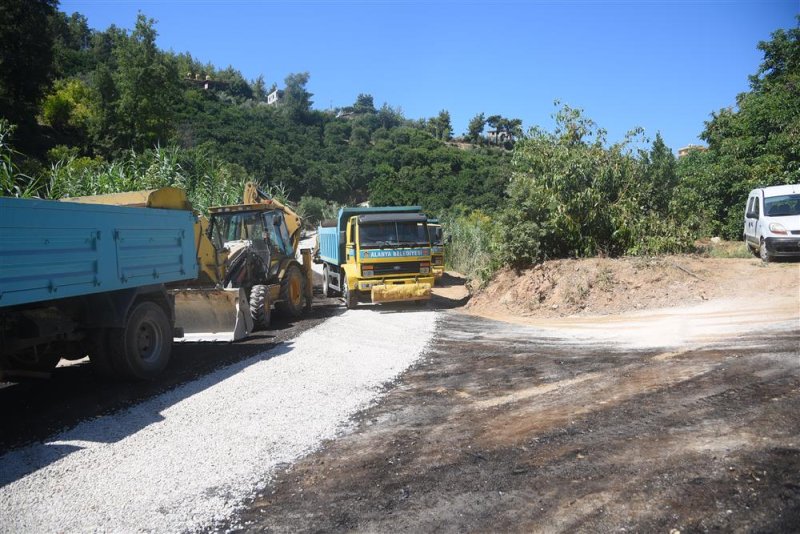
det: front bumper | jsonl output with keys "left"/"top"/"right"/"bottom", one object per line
{"left": 765, "top": 236, "right": 800, "bottom": 257}
{"left": 357, "top": 276, "right": 435, "bottom": 302}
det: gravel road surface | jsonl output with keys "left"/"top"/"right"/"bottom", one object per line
{"left": 0, "top": 306, "right": 437, "bottom": 533}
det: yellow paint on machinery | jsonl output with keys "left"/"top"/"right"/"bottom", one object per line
{"left": 371, "top": 282, "right": 432, "bottom": 303}
{"left": 61, "top": 187, "right": 193, "bottom": 211}
{"left": 172, "top": 287, "right": 254, "bottom": 342}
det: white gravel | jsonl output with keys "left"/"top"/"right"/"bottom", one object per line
{"left": 0, "top": 308, "right": 437, "bottom": 533}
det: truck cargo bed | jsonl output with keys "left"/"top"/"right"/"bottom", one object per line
{"left": 0, "top": 197, "right": 198, "bottom": 308}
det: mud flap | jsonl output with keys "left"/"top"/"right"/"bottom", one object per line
{"left": 371, "top": 282, "right": 432, "bottom": 304}
{"left": 172, "top": 287, "right": 254, "bottom": 342}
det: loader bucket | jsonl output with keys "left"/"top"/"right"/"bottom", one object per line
{"left": 371, "top": 282, "right": 432, "bottom": 304}
{"left": 172, "top": 287, "right": 254, "bottom": 342}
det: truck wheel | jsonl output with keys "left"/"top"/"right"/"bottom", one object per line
{"left": 276, "top": 264, "right": 306, "bottom": 318}
{"left": 323, "top": 264, "right": 337, "bottom": 297}
{"left": 759, "top": 239, "right": 772, "bottom": 263}
{"left": 249, "top": 284, "right": 271, "bottom": 330}
{"left": 108, "top": 301, "right": 172, "bottom": 380}
{"left": 342, "top": 275, "right": 358, "bottom": 309}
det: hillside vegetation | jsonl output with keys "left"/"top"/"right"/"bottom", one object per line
{"left": 1, "top": 2, "right": 797, "bottom": 281}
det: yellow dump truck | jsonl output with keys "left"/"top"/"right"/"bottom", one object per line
{"left": 63, "top": 183, "right": 313, "bottom": 342}
{"left": 315, "top": 206, "right": 434, "bottom": 308}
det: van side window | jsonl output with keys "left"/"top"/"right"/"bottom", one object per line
{"left": 746, "top": 198, "right": 754, "bottom": 214}
{"left": 753, "top": 197, "right": 760, "bottom": 217}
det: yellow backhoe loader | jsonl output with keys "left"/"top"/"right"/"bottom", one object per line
{"left": 62, "top": 183, "right": 313, "bottom": 342}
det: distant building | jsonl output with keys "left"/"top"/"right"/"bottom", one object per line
{"left": 487, "top": 130, "right": 513, "bottom": 146}
{"left": 678, "top": 144, "right": 708, "bottom": 158}
{"left": 184, "top": 73, "right": 228, "bottom": 91}
{"left": 267, "top": 89, "right": 284, "bottom": 106}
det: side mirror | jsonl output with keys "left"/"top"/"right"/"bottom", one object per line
{"left": 746, "top": 211, "right": 758, "bottom": 219}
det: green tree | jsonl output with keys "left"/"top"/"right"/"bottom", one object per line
{"left": 467, "top": 112, "right": 486, "bottom": 143}
{"left": 428, "top": 110, "right": 452, "bottom": 141}
{"left": 282, "top": 72, "right": 313, "bottom": 122}
{"left": 353, "top": 93, "right": 376, "bottom": 114}
{"left": 0, "top": 0, "right": 58, "bottom": 147}
{"left": 677, "top": 19, "right": 800, "bottom": 238}
{"left": 50, "top": 11, "right": 94, "bottom": 78}
{"left": 112, "top": 13, "right": 181, "bottom": 151}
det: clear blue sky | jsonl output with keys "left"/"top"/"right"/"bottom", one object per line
{"left": 61, "top": 0, "right": 797, "bottom": 152}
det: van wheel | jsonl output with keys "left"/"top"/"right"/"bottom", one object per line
{"left": 249, "top": 284, "right": 271, "bottom": 330}
{"left": 342, "top": 275, "right": 358, "bottom": 309}
{"left": 277, "top": 264, "right": 306, "bottom": 318}
{"left": 759, "top": 239, "right": 772, "bottom": 263}
{"left": 748, "top": 243, "right": 760, "bottom": 258}
{"left": 108, "top": 301, "right": 172, "bottom": 380}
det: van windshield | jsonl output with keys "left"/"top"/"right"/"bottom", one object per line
{"left": 765, "top": 194, "right": 800, "bottom": 217}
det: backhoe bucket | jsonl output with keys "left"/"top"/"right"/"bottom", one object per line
{"left": 172, "top": 288, "right": 253, "bottom": 342}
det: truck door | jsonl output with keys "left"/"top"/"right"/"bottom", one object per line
{"left": 346, "top": 217, "right": 357, "bottom": 264}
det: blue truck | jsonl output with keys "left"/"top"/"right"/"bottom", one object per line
{"left": 0, "top": 197, "right": 198, "bottom": 380}
{"left": 315, "top": 206, "right": 434, "bottom": 308}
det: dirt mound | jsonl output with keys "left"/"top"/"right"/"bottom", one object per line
{"left": 467, "top": 256, "right": 798, "bottom": 319}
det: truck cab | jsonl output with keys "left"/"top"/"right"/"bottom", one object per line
{"left": 317, "top": 207, "right": 434, "bottom": 308}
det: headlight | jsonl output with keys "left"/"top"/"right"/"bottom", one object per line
{"left": 769, "top": 223, "right": 788, "bottom": 235}
{"left": 420, "top": 267, "right": 430, "bottom": 274}
{"left": 361, "top": 264, "right": 373, "bottom": 277}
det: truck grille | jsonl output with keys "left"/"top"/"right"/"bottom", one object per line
{"left": 371, "top": 262, "right": 420, "bottom": 276}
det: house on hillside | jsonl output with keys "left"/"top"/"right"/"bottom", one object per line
{"left": 267, "top": 89, "right": 284, "bottom": 106}
{"left": 487, "top": 130, "right": 513, "bottom": 146}
{"left": 184, "top": 73, "right": 228, "bottom": 91}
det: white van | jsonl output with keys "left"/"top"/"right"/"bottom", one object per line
{"left": 743, "top": 184, "right": 800, "bottom": 262}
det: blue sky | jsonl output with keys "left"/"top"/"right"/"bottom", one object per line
{"left": 60, "top": 0, "right": 797, "bottom": 152}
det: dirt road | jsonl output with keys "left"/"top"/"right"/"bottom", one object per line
{"left": 227, "top": 311, "right": 799, "bottom": 533}
{"left": 2, "top": 263, "right": 798, "bottom": 532}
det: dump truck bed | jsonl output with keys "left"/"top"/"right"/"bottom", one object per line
{"left": 0, "top": 197, "right": 198, "bottom": 308}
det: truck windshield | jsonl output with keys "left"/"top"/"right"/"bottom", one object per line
{"left": 359, "top": 222, "right": 428, "bottom": 248}
{"left": 765, "top": 194, "right": 800, "bottom": 217}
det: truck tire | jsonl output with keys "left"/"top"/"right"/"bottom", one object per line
{"left": 342, "top": 274, "right": 358, "bottom": 309}
{"left": 108, "top": 301, "right": 172, "bottom": 380}
{"left": 322, "top": 264, "right": 337, "bottom": 297}
{"left": 249, "top": 284, "right": 271, "bottom": 330}
{"left": 759, "top": 239, "right": 772, "bottom": 263}
{"left": 276, "top": 264, "right": 306, "bottom": 318}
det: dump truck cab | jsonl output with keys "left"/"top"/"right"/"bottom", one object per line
{"left": 317, "top": 207, "right": 434, "bottom": 308}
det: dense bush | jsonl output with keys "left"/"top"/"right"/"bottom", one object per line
{"left": 495, "top": 105, "right": 692, "bottom": 267}
{"left": 442, "top": 211, "right": 497, "bottom": 285}
{"left": 44, "top": 145, "right": 248, "bottom": 213}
